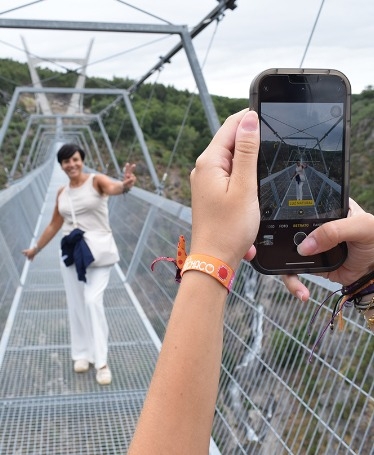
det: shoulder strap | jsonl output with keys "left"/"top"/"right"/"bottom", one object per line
{"left": 66, "top": 187, "right": 78, "bottom": 228}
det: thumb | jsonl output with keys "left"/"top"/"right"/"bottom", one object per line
{"left": 297, "top": 213, "right": 374, "bottom": 256}
{"left": 231, "top": 110, "right": 260, "bottom": 193}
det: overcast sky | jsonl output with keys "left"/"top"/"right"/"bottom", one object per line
{"left": 262, "top": 102, "right": 343, "bottom": 150}
{"left": 0, "top": 0, "right": 373, "bottom": 98}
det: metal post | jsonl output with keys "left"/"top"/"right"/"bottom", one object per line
{"left": 180, "top": 28, "right": 221, "bottom": 135}
{"left": 96, "top": 115, "right": 121, "bottom": 177}
{"left": 9, "top": 116, "right": 34, "bottom": 181}
{"left": 125, "top": 205, "right": 158, "bottom": 283}
{"left": 122, "top": 92, "right": 161, "bottom": 192}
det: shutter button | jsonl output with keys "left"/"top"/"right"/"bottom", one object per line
{"left": 294, "top": 232, "right": 307, "bottom": 246}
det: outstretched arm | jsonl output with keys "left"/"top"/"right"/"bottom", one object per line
{"left": 22, "top": 191, "right": 64, "bottom": 260}
{"left": 128, "top": 110, "right": 260, "bottom": 454}
{"left": 95, "top": 162, "right": 136, "bottom": 195}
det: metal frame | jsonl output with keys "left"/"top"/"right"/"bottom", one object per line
{"left": 0, "top": 87, "right": 161, "bottom": 189}
{"left": 0, "top": 18, "right": 221, "bottom": 134}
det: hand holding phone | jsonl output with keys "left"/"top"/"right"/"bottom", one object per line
{"left": 249, "top": 69, "right": 351, "bottom": 275}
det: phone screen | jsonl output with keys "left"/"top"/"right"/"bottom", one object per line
{"left": 251, "top": 71, "right": 350, "bottom": 274}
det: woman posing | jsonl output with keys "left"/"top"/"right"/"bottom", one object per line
{"left": 23, "top": 143, "right": 136, "bottom": 385}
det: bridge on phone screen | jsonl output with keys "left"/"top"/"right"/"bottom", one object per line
{"left": 0, "top": 10, "right": 373, "bottom": 455}
{"left": 259, "top": 165, "right": 343, "bottom": 220}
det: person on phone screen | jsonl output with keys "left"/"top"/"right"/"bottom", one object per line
{"left": 127, "top": 110, "right": 374, "bottom": 454}
{"left": 22, "top": 144, "right": 136, "bottom": 386}
{"left": 291, "top": 161, "right": 308, "bottom": 200}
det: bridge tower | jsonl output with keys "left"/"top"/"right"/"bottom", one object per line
{"left": 21, "top": 37, "right": 94, "bottom": 116}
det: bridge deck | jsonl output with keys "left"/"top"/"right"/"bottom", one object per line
{"left": 0, "top": 162, "right": 373, "bottom": 455}
{"left": 0, "top": 165, "right": 159, "bottom": 454}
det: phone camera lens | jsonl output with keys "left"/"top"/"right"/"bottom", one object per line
{"left": 331, "top": 105, "right": 342, "bottom": 117}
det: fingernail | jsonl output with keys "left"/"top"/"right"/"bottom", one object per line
{"left": 241, "top": 111, "right": 259, "bottom": 132}
{"left": 297, "top": 236, "right": 317, "bottom": 255}
{"left": 296, "top": 291, "right": 305, "bottom": 302}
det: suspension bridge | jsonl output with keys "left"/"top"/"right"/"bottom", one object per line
{"left": 0, "top": 2, "right": 373, "bottom": 454}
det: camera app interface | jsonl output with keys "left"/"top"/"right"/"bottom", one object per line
{"left": 259, "top": 102, "right": 344, "bottom": 223}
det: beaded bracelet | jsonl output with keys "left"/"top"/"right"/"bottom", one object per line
{"left": 308, "top": 270, "right": 374, "bottom": 361}
{"left": 181, "top": 254, "right": 235, "bottom": 292}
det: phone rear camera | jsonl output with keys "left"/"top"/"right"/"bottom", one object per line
{"left": 331, "top": 105, "right": 342, "bottom": 117}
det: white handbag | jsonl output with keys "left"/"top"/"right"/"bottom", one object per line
{"left": 67, "top": 190, "right": 119, "bottom": 267}
{"left": 83, "top": 230, "right": 119, "bottom": 267}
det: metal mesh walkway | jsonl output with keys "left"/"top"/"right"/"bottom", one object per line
{"left": 0, "top": 160, "right": 373, "bottom": 454}
{"left": 0, "top": 164, "right": 160, "bottom": 454}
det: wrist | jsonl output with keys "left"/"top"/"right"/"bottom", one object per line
{"left": 181, "top": 254, "right": 236, "bottom": 292}
{"left": 34, "top": 244, "right": 40, "bottom": 254}
{"left": 190, "top": 240, "right": 242, "bottom": 272}
{"left": 180, "top": 268, "right": 228, "bottom": 300}
{"left": 122, "top": 182, "right": 130, "bottom": 194}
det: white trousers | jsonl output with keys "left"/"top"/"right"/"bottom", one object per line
{"left": 296, "top": 181, "right": 304, "bottom": 200}
{"left": 60, "top": 260, "right": 112, "bottom": 369}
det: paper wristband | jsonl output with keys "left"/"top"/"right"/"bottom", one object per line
{"left": 181, "top": 254, "right": 235, "bottom": 292}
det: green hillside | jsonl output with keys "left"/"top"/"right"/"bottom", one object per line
{"left": 0, "top": 58, "right": 373, "bottom": 213}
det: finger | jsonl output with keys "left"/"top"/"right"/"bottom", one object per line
{"left": 203, "top": 109, "right": 248, "bottom": 158}
{"left": 230, "top": 110, "right": 260, "bottom": 193}
{"left": 297, "top": 213, "right": 374, "bottom": 256}
{"left": 192, "top": 110, "right": 249, "bottom": 180}
{"left": 123, "top": 163, "right": 134, "bottom": 174}
{"left": 282, "top": 274, "right": 310, "bottom": 302}
{"left": 348, "top": 198, "right": 365, "bottom": 216}
{"left": 243, "top": 245, "right": 257, "bottom": 261}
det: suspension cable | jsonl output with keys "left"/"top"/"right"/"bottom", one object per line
{"left": 299, "top": 0, "right": 325, "bottom": 68}
{"left": 161, "top": 17, "right": 221, "bottom": 187}
{"left": 0, "top": 0, "right": 45, "bottom": 16}
{"left": 124, "top": 67, "right": 163, "bottom": 162}
{"left": 115, "top": 0, "right": 174, "bottom": 25}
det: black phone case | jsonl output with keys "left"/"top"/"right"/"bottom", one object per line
{"left": 249, "top": 68, "right": 351, "bottom": 275}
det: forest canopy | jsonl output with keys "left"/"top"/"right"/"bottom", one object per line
{"left": 0, "top": 58, "right": 373, "bottom": 212}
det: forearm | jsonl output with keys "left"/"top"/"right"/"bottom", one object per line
{"left": 109, "top": 181, "right": 130, "bottom": 195}
{"left": 97, "top": 174, "right": 133, "bottom": 196}
{"left": 35, "top": 225, "right": 60, "bottom": 251}
{"left": 128, "top": 271, "right": 227, "bottom": 455}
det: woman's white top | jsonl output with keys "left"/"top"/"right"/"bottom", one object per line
{"left": 58, "top": 174, "right": 111, "bottom": 235}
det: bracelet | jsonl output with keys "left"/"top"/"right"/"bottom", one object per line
{"left": 354, "top": 294, "right": 374, "bottom": 310}
{"left": 151, "top": 237, "right": 236, "bottom": 292}
{"left": 309, "top": 271, "right": 374, "bottom": 359}
{"left": 34, "top": 244, "right": 40, "bottom": 253}
{"left": 365, "top": 312, "right": 374, "bottom": 332}
{"left": 354, "top": 295, "right": 374, "bottom": 312}
{"left": 181, "top": 254, "right": 235, "bottom": 292}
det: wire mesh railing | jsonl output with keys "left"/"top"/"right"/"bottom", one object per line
{"left": 110, "top": 186, "right": 374, "bottom": 455}
{"left": 0, "top": 164, "right": 373, "bottom": 454}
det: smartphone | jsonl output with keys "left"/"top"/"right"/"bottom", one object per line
{"left": 249, "top": 68, "right": 351, "bottom": 275}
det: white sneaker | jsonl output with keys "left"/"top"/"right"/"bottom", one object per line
{"left": 96, "top": 366, "right": 112, "bottom": 385}
{"left": 74, "top": 359, "right": 89, "bottom": 373}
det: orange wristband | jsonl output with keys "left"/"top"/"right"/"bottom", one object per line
{"left": 181, "top": 254, "right": 235, "bottom": 292}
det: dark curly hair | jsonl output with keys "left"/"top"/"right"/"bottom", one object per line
{"left": 57, "top": 143, "right": 85, "bottom": 164}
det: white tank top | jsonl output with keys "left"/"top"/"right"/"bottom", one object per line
{"left": 58, "top": 174, "right": 111, "bottom": 235}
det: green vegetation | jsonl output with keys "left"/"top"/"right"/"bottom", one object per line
{"left": 350, "top": 86, "right": 374, "bottom": 212}
{"left": 0, "top": 58, "right": 373, "bottom": 211}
